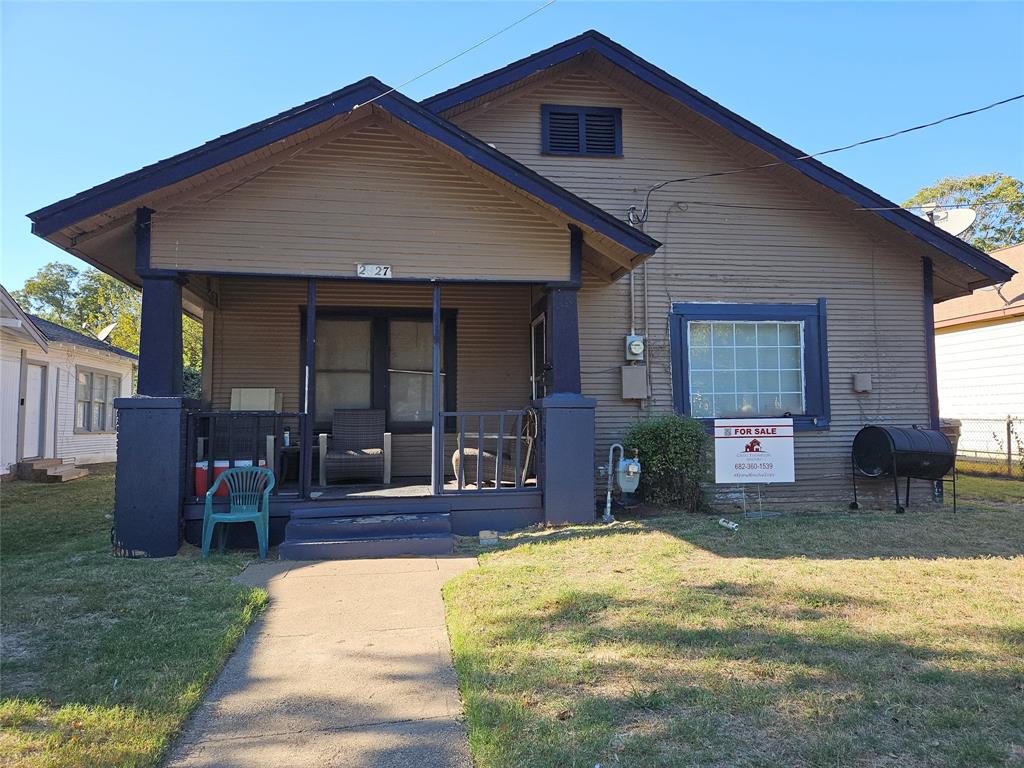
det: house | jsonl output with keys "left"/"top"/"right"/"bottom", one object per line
{"left": 1, "top": 284, "right": 137, "bottom": 481}
{"left": 934, "top": 243, "right": 1023, "bottom": 470}
{"left": 26, "top": 31, "right": 1015, "bottom": 557}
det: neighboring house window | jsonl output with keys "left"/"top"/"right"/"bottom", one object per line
{"left": 313, "top": 312, "right": 456, "bottom": 433}
{"left": 75, "top": 369, "right": 121, "bottom": 432}
{"left": 670, "top": 301, "right": 830, "bottom": 431}
{"left": 541, "top": 105, "right": 622, "bottom": 156}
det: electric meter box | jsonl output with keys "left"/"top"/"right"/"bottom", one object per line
{"left": 621, "top": 365, "right": 649, "bottom": 399}
{"left": 625, "top": 334, "right": 646, "bottom": 361}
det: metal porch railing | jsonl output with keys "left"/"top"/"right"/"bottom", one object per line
{"left": 440, "top": 407, "right": 539, "bottom": 494}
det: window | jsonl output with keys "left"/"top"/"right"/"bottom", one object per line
{"left": 542, "top": 105, "right": 622, "bottom": 156}
{"left": 312, "top": 312, "right": 455, "bottom": 432}
{"left": 75, "top": 369, "right": 121, "bottom": 432}
{"left": 670, "top": 301, "right": 830, "bottom": 430}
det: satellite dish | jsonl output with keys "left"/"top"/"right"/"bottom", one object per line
{"left": 96, "top": 322, "right": 117, "bottom": 342}
{"left": 922, "top": 203, "right": 977, "bottom": 237}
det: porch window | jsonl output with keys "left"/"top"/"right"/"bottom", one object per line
{"left": 313, "top": 312, "right": 454, "bottom": 432}
{"left": 670, "top": 301, "right": 831, "bottom": 431}
{"left": 75, "top": 368, "right": 121, "bottom": 433}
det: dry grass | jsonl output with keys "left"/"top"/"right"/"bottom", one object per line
{"left": 445, "top": 478, "right": 1024, "bottom": 767}
{"left": 0, "top": 466, "right": 267, "bottom": 767}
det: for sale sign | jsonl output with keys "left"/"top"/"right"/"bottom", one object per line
{"left": 714, "top": 418, "right": 795, "bottom": 483}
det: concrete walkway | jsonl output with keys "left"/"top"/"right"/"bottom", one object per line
{"left": 165, "top": 557, "right": 477, "bottom": 768}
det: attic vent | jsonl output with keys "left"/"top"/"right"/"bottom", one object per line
{"left": 542, "top": 105, "right": 622, "bottom": 157}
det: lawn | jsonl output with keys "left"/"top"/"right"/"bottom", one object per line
{"left": 445, "top": 476, "right": 1024, "bottom": 767}
{"left": 0, "top": 466, "right": 267, "bottom": 768}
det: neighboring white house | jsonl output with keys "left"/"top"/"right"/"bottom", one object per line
{"left": 1, "top": 284, "right": 137, "bottom": 479}
{"left": 934, "top": 243, "right": 1024, "bottom": 468}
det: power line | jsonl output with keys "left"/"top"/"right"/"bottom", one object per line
{"left": 639, "top": 93, "right": 1024, "bottom": 218}
{"left": 657, "top": 200, "right": 1012, "bottom": 214}
{"left": 353, "top": 0, "right": 557, "bottom": 111}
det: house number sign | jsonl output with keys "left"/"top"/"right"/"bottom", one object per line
{"left": 356, "top": 264, "right": 393, "bottom": 278}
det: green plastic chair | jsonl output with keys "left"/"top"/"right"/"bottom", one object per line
{"left": 202, "top": 466, "right": 275, "bottom": 559}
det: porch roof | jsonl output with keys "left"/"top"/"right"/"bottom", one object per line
{"left": 27, "top": 77, "right": 659, "bottom": 284}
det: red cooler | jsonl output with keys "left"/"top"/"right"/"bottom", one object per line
{"left": 194, "top": 461, "right": 209, "bottom": 496}
{"left": 212, "top": 460, "right": 230, "bottom": 496}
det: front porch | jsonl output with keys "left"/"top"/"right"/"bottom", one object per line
{"left": 113, "top": 268, "right": 598, "bottom": 558}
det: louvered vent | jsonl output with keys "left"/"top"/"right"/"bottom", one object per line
{"left": 546, "top": 111, "right": 581, "bottom": 154}
{"left": 584, "top": 112, "right": 617, "bottom": 154}
{"left": 542, "top": 105, "right": 621, "bottom": 156}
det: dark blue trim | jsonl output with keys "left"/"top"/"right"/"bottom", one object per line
{"left": 137, "top": 276, "right": 184, "bottom": 397}
{"left": 548, "top": 288, "right": 582, "bottom": 394}
{"left": 922, "top": 258, "right": 939, "bottom": 430}
{"left": 29, "top": 76, "right": 659, "bottom": 260}
{"left": 134, "top": 208, "right": 178, "bottom": 279}
{"left": 541, "top": 104, "right": 622, "bottom": 156}
{"left": 431, "top": 283, "right": 443, "bottom": 495}
{"left": 669, "top": 301, "right": 831, "bottom": 431}
{"left": 423, "top": 30, "right": 1013, "bottom": 286}
{"left": 301, "top": 279, "right": 317, "bottom": 497}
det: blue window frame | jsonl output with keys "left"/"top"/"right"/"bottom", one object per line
{"left": 669, "top": 300, "right": 831, "bottom": 431}
{"left": 541, "top": 105, "right": 622, "bottom": 156}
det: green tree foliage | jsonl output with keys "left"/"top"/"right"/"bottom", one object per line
{"left": 13, "top": 263, "right": 203, "bottom": 391}
{"left": 903, "top": 173, "right": 1024, "bottom": 252}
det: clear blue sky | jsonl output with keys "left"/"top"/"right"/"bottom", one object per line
{"left": 3, "top": 1, "right": 1022, "bottom": 290}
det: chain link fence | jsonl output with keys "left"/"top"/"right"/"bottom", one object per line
{"left": 943, "top": 416, "right": 1023, "bottom": 478}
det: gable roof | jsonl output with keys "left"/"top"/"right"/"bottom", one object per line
{"left": 28, "top": 314, "right": 138, "bottom": 361}
{"left": 423, "top": 30, "right": 1015, "bottom": 288}
{"left": 27, "top": 76, "right": 659, "bottom": 261}
{"left": 0, "top": 284, "right": 48, "bottom": 352}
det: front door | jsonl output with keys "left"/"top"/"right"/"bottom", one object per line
{"left": 530, "top": 313, "right": 547, "bottom": 400}
{"left": 21, "top": 363, "right": 46, "bottom": 459}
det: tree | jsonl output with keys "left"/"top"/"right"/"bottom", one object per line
{"left": 13, "top": 263, "right": 203, "bottom": 396}
{"left": 904, "top": 173, "right": 1024, "bottom": 252}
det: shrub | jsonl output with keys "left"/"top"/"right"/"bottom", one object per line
{"left": 624, "top": 414, "right": 711, "bottom": 512}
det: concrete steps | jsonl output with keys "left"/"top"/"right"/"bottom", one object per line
{"left": 15, "top": 458, "right": 90, "bottom": 483}
{"left": 280, "top": 502, "right": 454, "bottom": 560}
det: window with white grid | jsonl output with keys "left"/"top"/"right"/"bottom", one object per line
{"left": 687, "top": 320, "right": 805, "bottom": 418}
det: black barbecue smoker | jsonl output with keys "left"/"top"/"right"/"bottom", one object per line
{"left": 850, "top": 425, "right": 957, "bottom": 513}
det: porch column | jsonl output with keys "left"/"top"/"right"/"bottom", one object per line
{"left": 539, "top": 228, "right": 596, "bottom": 525}
{"left": 136, "top": 208, "right": 183, "bottom": 397}
{"left": 431, "top": 282, "right": 443, "bottom": 495}
{"left": 137, "top": 276, "right": 184, "bottom": 396}
{"left": 113, "top": 397, "right": 190, "bottom": 556}
{"left": 301, "top": 279, "right": 317, "bottom": 496}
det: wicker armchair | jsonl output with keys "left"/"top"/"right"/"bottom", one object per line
{"left": 318, "top": 409, "right": 392, "bottom": 486}
{"left": 451, "top": 408, "right": 538, "bottom": 489}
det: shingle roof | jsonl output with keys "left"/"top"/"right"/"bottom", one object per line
{"left": 28, "top": 314, "right": 138, "bottom": 360}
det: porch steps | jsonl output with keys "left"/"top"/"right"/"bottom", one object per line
{"left": 279, "top": 502, "right": 454, "bottom": 560}
{"left": 15, "top": 458, "right": 89, "bottom": 483}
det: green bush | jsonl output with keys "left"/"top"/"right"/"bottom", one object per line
{"left": 624, "top": 414, "right": 711, "bottom": 512}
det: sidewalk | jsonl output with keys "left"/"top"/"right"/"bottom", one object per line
{"left": 165, "top": 557, "right": 477, "bottom": 768}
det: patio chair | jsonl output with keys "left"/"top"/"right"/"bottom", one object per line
{"left": 319, "top": 409, "right": 392, "bottom": 486}
{"left": 452, "top": 408, "right": 538, "bottom": 489}
{"left": 201, "top": 466, "right": 274, "bottom": 560}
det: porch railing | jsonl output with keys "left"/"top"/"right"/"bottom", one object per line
{"left": 184, "top": 410, "right": 307, "bottom": 499}
{"left": 441, "top": 407, "right": 539, "bottom": 494}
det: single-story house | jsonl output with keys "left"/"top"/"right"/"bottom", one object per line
{"left": 934, "top": 243, "right": 1023, "bottom": 469}
{"left": 26, "top": 31, "right": 1015, "bottom": 557}
{"left": 1, "top": 284, "right": 137, "bottom": 480}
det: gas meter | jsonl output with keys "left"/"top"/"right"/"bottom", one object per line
{"left": 603, "top": 444, "right": 642, "bottom": 523}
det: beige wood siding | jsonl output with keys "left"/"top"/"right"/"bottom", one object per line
{"left": 452, "top": 69, "right": 932, "bottom": 505}
{"left": 150, "top": 121, "right": 570, "bottom": 282}
{"left": 209, "top": 278, "right": 533, "bottom": 477}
